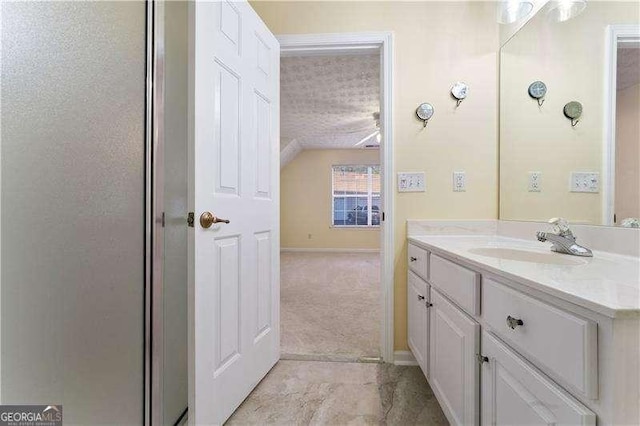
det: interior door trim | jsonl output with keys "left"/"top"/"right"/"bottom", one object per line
{"left": 144, "top": 0, "right": 166, "bottom": 424}
{"left": 602, "top": 24, "right": 640, "bottom": 225}
{"left": 278, "top": 32, "right": 395, "bottom": 363}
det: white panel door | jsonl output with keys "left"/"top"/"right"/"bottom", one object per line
{"left": 481, "top": 331, "right": 595, "bottom": 426}
{"left": 429, "top": 288, "right": 480, "bottom": 426}
{"left": 188, "top": 1, "right": 280, "bottom": 424}
{"left": 407, "top": 271, "right": 429, "bottom": 375}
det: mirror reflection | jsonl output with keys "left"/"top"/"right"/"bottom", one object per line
{"left": 500, "top": 1, "right": 640, "bottom": 227}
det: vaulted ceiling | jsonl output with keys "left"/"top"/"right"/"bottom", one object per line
{"left": 281, "top": 53, "right": 380, "bottom": 151}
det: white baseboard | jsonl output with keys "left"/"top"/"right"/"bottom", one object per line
{"left": 280, "top": 247, "right": 380, "bottom": 253}
{"left": 393, "top": 350, "right": 418, "bottom": 366}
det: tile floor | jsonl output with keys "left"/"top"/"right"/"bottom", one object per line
{"left": 226, "top": 360, "right": 448, "bottom": 425}
{"left": 280, "top": 252, "right": 381, "bottom": 359}
{"left": 226, "top": 252, "right": 446, "bottom": 425}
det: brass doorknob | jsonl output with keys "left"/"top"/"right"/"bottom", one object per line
{"left": 200, "top": 212, "right": 230, "bottom": 228}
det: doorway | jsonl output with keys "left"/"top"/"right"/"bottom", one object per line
{"left": 278, "top": 33, "right": 394, "bottom": 363}
{"left": 153, "top": 25, "right": 395, "bottom": 424}
{"left": 604, "top": 25, "right": 640, "bottom": 226}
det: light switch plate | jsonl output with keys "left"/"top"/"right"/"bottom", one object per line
{"left": 570, "top": 172, "right": 599, "bottom": 193}
{"left": 397, "top": 172, "right": 425, "bottom": 192}
{"left": 528, "top": 171, "right": 542, "bottom": 192}
{"left": 453, "top": 171, "right": 466, "bottom": 192}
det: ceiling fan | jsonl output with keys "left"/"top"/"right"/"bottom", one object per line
{"left": 354, "top": 112, "right": 381, "bottom": 147}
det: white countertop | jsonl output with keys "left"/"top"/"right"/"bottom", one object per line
{"left": 408, "top": 235, "right": 640, "bottom": 318}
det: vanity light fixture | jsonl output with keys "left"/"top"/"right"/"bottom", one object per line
{"left": 497, "top": 0, "right": 534, "bottom": 24}
{"left": 547, "top": 0, "right": 587, "bottom": 23}
{"left": 451, "top": 82, "right": 469, "bottom": 107}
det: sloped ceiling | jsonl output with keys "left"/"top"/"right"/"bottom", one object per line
{"left": 617, "top": 47, "right": 640, "bottom": 91}
{"left": 281, "top": 53, "right": 380, "bottom": 150}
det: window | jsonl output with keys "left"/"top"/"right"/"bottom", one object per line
{"left": 332, "top": 165, "right": 381, "bottom": 227}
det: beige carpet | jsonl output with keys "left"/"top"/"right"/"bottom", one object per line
{"left": 280, "top": 252, "right": 381, "bottom": 359}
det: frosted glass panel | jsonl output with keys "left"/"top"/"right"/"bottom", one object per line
{"left": 162, "top": 1, "right": 189, "bottom": 423}
{"left": 1, "top": 2, "right": 145, "bottom": 424}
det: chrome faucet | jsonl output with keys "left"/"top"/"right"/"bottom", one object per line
{"left": 536, "top": 218, "right": 593, "bottom": 257}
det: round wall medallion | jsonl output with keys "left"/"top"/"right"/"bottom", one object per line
{"left": 416, "top": 103, "right": 434, "bottom": 124}
{"left": 451, "top": 82, "right": 469, "bottom": 101}
{"left": 563, "top": 101, "right": 583, "bottom": 119}
{"left": 528, "top": 81, "right": 547, "bottom": 99}
{"left": 563, "top": 101, "right": 583, "bottom": 126}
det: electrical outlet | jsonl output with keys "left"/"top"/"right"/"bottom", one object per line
{"left": 528, "top": 172, "right": 542, "bottom": 192}
{"left": 453, "top": 171, "right": 466, "bottom": 192}
{"left": 397, "top": 172, "right": 425, "bottom": 192}
{"left": 570, "top": 172, "right": 599, "bottom": 193}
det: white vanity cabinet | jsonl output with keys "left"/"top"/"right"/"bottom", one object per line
{"left": 430, "top": 254, "right": 480, "bottom": 315}
{"left": 482, "top": 278, "right": 598, "bottom": 399}
{"left": 406, "top": 241, "right": 609, "bottom": 426}
{"left": 481, "top": 331, "right": 596, "bottom": 425}
{"left": 429, "top": 288, "right": 480, "bottom": 426}
{"left": 408, "top": 243, "right": 429, "bottom": 280}
{"left": 407, "top": 270, "right": 429, "bottom": 374}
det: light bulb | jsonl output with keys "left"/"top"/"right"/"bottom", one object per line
{"left": 547, "top": 0, "right": 587, "bottom": 23}
{"left": 497, "top": 0, "right": 534, "bottom": 24}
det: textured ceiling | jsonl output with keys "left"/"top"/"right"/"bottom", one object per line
{"left": 281, "top": 53, "right": 380, "bottom": 150}
{"left": 617, "top": 47, "right": 640, "bottom": 91}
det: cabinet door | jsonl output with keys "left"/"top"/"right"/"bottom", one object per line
{"left": 481, "top": 331, "right": 595, "bottom": 426}
{"left": 430, "top": 288, "right": 480, "bottom": 426}
{"left": 408, "top": 271, "right": 429, "bottom": 375}
{"left": 482, "top": 278, "right": 597, "bottom": 399}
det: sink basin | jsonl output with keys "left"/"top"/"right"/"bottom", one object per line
{"left": 468, "top": 247, "right": 588, "bottom": 266}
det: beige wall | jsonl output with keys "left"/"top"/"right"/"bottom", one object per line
{"left": 252, "top": 1, "right": 499, "bottom": 351}
{"left": 281, "top": 149, "right": 381, "bottom": 249}
{"left": 500, "top": 2, "right": 640, "bottom": 225}
{"left": 615, "top": 83, "right": 640, "bottom": 221}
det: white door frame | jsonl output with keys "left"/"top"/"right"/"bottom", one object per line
{"left": 278, "top": 32, "right": 395, "bottom": 363}
{"left": 603, "top": 24, "right": 640, "bottom": 225}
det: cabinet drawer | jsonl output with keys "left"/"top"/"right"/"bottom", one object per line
{"left": 482, "top": 331, "right": 595, "bottom": 426}
{"left": 482, "top": 278, "right": 598, "bottom": 399}
{"left": 408, "top": 243, "right": 428, "bottom": 280}
{"left": 429, "top": 254, "right": 480, "bottom": 315}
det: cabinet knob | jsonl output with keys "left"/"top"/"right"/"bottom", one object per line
{"left": 417, "top": 294, "right": 425, "bottom": 301}
{"left": 410, "top": 257, "right": 417, "bottom": 262}
{"left": 426, "top": 302, "right": 433, "bottom": 308}
{"left": 506, "top": 315, "right": 524, "bottom": 329}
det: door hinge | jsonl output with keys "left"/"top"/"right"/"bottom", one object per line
{"left": 187, "top": 212, "right": 195, "bottom": 227}
{"left": 161, "top": 212, "right": 165, "bottom": 228}
{"left": 476, "top": 353, "right": 489, "bottom": 364}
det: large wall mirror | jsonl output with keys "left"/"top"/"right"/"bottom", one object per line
{"left": 500, "top": 0, "right": 640, "bottom": 227}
